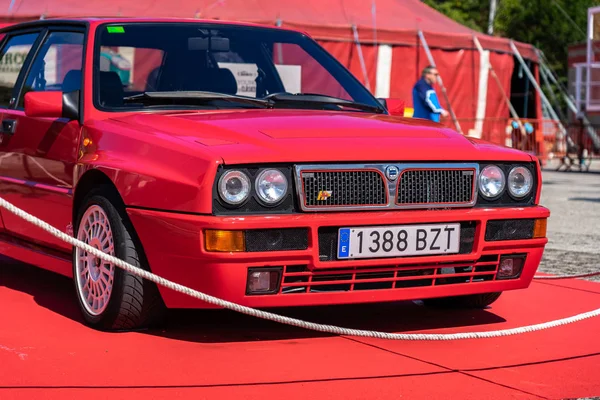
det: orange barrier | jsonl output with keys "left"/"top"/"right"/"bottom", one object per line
{"left": 402, "top": 115, "right": 597, "bottom": 168}
{"left": 442, "top": 117, "right": 556, "bottom": 164}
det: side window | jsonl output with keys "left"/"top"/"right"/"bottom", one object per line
{"left": 0, "top": 33, "right": 39, "bottom": 108}
{"left": 18, "top": 31, "right": 84, "bottom": 107}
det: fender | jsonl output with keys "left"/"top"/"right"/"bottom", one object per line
{"left": 74, "top": 119, "right": 223, "bottom": 214}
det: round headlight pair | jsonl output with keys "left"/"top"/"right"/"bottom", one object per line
{"left": 218, "top": 169, "right": 288, "bottom": 206}
{"left": 478, "top": 165, "right": 533, "bottom": 199}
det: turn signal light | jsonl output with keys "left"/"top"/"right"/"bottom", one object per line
{"left": 533, "top": 219, "right": 547, "bottom": 238}
{"left": 205, "top": 230, "right": 245, "bottom": 252}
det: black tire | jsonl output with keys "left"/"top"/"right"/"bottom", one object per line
{"left": 72, "top": 188, "right": 165, "bottom": 331}
{"left": 423, "top": 292, "right": 502, "bottom": 309}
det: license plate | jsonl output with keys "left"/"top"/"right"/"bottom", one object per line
{"left": 337, "top": 223, "right": 461, "bottom": 259}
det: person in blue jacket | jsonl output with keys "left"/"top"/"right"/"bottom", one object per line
{"left": 412, "top": 65, "right": 449, "bottom": 122}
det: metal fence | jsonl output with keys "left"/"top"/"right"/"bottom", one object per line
{"left": 438, "top": 117, "right": 597, "bottom": 170}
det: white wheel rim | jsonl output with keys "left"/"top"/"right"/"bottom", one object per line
{"left": 75, "top": 205, "right": 115, "bottom": 316}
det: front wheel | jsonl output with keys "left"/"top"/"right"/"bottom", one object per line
{"left": 73, "top": 190, "right": 164, "bottom": 330}
{"left": 423, "top": 292, "right": 502, "bottom": 309}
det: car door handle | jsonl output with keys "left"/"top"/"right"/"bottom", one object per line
{"left": 1, "top": 119, "right": 17, "bottom": 135}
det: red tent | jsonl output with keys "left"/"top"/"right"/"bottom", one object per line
{"left": 2, "top": 0, "right": 543, "bottom": 146}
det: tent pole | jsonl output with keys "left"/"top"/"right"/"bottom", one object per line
{"left": 536, "top": 56, "right": 574, "bottom": 151}
{"left": 371, "top": 0, "right": 377, "bottom": 48}
{"left": 417, "top": 30, "right": 463, "bottom": 134}
{"left": 538, "top": 50, "right": 584, "bottom": 116}
{"left": 487, "top": 0, "right": 497, "bottom": 35}
{"left": 537, "top": 50, "right": 600, "bottom": 151}
{"left": 509, "top": 40, "right": 567, "bottom": 140}
{"left": 538, "top": 50, "right": 573, "bottom": 97}
{"left": 473, "top": 36, "right": 526, "bottom": 143}
{"left": 352, "top": 25, "right": 371, "bottom": 91}
{"left": 538, "top": 60, "right": 568, "bottom": 122}
{"left": 275, "top": 18, "right": 283, "bottom": 65}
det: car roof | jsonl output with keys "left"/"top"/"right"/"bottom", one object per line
{"left": 0, "top": 17, "right": 301, "bottom": 35}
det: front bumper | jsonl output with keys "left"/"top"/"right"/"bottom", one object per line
{"left": 127, "top": 206, "right": 549, "bottom": 309}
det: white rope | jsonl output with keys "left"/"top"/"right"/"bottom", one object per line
{"left": 1, "top": 195, "right": 599, "bottom": 341}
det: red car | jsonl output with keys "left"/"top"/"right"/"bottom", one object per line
{"left": 0, "top": 18, "right": 549, "bottom": 331}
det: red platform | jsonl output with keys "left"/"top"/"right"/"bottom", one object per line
{"left": 1, "top": 261, "right": 599, "bottom": 399}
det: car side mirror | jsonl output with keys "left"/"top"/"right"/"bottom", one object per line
{"left": 24, "top": 90, "right": 80, "bottom": 120}
{"left": 377, "top": 98, "right": 405, "bottom": 117}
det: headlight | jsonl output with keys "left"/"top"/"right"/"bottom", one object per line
{"left": 256, "top": 169, "right": 288, "bottom": 205}
{"left": 218, "top": 170, "right": 250, "bottom": 205}
{"left": 479, "top": 165, "right": 505, "bottom": 199}
{"left": 507, "top": 166, "right": 533, "bottom": 198}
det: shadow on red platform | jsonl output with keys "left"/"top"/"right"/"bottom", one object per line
{"left": 1, "top": 259, "right": 599, "bottom": 399}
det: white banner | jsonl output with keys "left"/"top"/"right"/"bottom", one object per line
{"left": 218, "top": 62, "right": 302, "bottom": 96}
{"left": 0, "top": 44, "right": 32, "bottom": 85}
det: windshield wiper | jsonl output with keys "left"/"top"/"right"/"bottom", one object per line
{"left": 264, "top": 92, "right": 384, "bottom": 113}
{"left": 123, "top": 91, "right": 272, "bottom": 108}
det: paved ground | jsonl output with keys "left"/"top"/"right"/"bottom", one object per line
{"left": 538, "top": 163, "right": 600, "bottom": 279}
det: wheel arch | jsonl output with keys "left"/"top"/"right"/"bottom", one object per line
{"left": 72, "top": 168, "right": 159, "bottom": 279}
{"left": 71, "top": 173, "right": 166, "bottom": 329}
{"left": 72, "top": 169, "right": 124, "bottom": 223}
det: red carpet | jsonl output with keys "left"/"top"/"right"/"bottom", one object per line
{"left": 1, "top": 261, "right": 599, "bottom": 399}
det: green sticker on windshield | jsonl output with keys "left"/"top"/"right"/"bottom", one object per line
{"left": 107, "top": 26, "right": 125, "bottom": 34}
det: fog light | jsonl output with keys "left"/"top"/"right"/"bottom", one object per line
{"left": 246, "top": 268, "right": 282, "bottom": 295}
{"left": 533, "top": 219, "right": 547, "bottom": 238}
{"left": 496, "top": 255, "right": 526, "bottom": 280}
{"left": 205, "top": 230, "right": 245, "bottom": 252}
{"left": 499, "top": 258, "right": 514, "bottom": 275}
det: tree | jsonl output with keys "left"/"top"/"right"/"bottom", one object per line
{"left": 495, "top": 0, "right": 597, "bottom": 78}
{"left": 424, "top": 0, "right": 600, "bottom": 99}
{"left": 422, "top": 0, "right": 490, "bottom": 31}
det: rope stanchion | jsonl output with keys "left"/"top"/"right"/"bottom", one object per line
{"left": 1, "top": 195, "right": 599, "bottom": 341}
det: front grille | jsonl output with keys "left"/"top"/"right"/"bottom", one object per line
{"left": 397, "top": 169, "right": 475, "bottom": 206}
{"left": 318, "top": 221, "right": 476, "bottom": 261}
{"left": 279, "top": 255, "right": 500, "bottom": 294}
{"left": 301, "top": 170, "right": 387, "bottom": 208}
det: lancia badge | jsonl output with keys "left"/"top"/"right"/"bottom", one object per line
{"left": 385, "top": 165, "right": 399, "bottom": 181}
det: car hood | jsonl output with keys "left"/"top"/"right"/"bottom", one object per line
{"left": 111, "top": 109, "right": 532, "bottom": 164}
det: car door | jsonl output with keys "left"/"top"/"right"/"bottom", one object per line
{"left": 0, "top": 27, "right": 84, "bottom": 252}
{"left": 0, "top": 30, "right": 43, "bottom": 231}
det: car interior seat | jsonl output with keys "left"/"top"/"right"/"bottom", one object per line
{"left": 180, "top": 68, "right": 238, "bottom": 95}
{"left": 145, "top": 67, "right": 160, "bottom": 92}
{"left": 99, "top": 71, "right": 125, "bottom": 107}
{"left": 61, "top": 69, "right": 82, "bottom": 93}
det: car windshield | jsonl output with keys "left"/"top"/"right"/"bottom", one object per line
{"left": 93, "top": 23, "right": 384, "bottom": 113}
